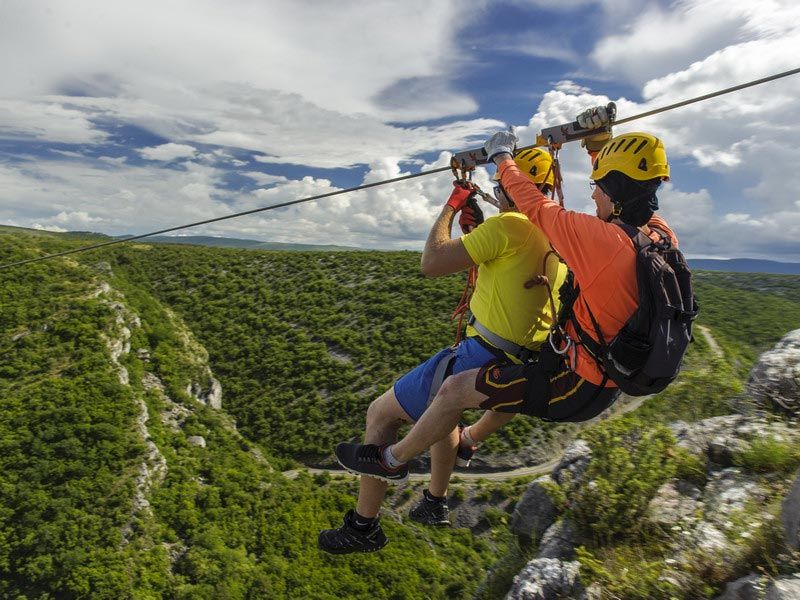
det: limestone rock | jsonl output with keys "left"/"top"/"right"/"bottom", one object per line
{"left": 715, "top": 574, "right": 800, "bottom": 600}
{"left": 552, "top": 440, "right": 591, "bottom": 486}
{"left": 187, "top": 376, "right": 223, "bottom": 410}
{"left": 646, "top": 481, "right": 701, "bottom": 527}
{"left": 704, "top": 468, "right": 767, "bottom": 529}
{"left": 505, "top": 559, "right": 586, "bottom": 600}
{"left": 188, "top": 436, "right": 206, "bottom": 448}
{"left": 537, "top": 519, "right": 578, "bottom": 561}
{"left": 747, "top": 328, "right": 800, "bottom": 417}
{"left": 510, "top": 476, "right": 558, "bottom": 541}
{"left": 782, "top": 469, "right": 800, "bottom": 549}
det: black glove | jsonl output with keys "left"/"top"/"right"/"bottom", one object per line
{"left": 459, "top": 195, "right": 484, "bottom": 233}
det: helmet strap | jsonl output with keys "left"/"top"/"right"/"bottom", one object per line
{"left": 607, "top": 202, "right": 622, "bottom": 223}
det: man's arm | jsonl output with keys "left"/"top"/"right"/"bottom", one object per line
{"left": 420, "top": 206, "right": 475, "bottom": 277}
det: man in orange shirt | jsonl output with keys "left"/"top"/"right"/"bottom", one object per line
{"left": 334, "top": 107, "right": 678, "bottom": 486}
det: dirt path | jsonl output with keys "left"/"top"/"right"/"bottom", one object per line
{"left": 282, "top": 393, "right": 651, "bottom": 483}
{"left": 697, "top": 325, "right": 723, "bottom": 358}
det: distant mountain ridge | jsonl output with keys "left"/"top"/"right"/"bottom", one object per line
{"left": 128, "top": 234, "right": 363, "bottom": 252}
{"left": 2, "top": 225, "right": 800, "bottom": 270}
{"left": 688, "top": 258, "right": 800, "bottom": 275}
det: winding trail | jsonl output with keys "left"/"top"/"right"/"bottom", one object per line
{"left": 283, "top": 395, "right": 650, "bottom": 483}
{"left": 283, "top": 326, "right": 722, "bottom": 483}
{"left": 697, "top": 325, "right": 724, "bottom": 358}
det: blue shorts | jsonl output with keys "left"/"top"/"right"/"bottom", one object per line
{"left": 394, "top": 336, "right": 501, "bottom": 421}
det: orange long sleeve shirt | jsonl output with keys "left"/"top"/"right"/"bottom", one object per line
{"left": 498, "top": 157, "right": 678, "bottom": 386}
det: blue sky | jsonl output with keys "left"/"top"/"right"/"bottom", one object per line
{"left": 1, "top": 0, "right": 799, "bottom": 260}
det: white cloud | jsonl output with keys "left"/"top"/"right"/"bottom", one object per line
{"left": 138, "top": 143, "right": 197, "bottom": 161}
{"left": 0, "top": 99, "right": 107, "bottom": 144}
{"left": 1, "top": 0, "right": 480, "bottom": 121}
{"left": 241, "top": 172, "right": 289, "bottom": 186}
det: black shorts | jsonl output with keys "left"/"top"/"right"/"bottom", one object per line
{"left": 475, "top": 347, "right": 620, "bottom": 422}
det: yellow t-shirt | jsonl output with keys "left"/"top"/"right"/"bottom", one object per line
{"left": 461, "top": 212, "right": 568, "bottom": 352}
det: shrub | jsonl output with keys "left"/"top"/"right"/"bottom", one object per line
{"left": 569, "top": 417, "right": 676, "bottom": 544}
{"left": 734, "top": 437, "right": 800, "bottom": 474}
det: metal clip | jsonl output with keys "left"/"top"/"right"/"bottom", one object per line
{"left": 538, "top": 102, "right": 616, "bottom": 146}
{"left": 452, "top": 146, "right": 489, "bottom": 169}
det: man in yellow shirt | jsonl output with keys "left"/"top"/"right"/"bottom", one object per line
{"left": 319, "top": 149, "right": 568, "bottom": 554}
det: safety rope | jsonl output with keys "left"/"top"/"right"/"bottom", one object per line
{"left": 449, "top": 158, "right": 481, "bottom": 346}
{"left": 1, "top": 66, "right": 799, "bottom": 272}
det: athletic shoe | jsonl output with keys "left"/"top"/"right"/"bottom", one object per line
{"left": 456, "top": 424, "right": 477, "bottom": 467}
{"left": 335, "top": 443, "right": 409, "bottom": 484}
{"left": 409, "top": 493, "right": 450, "bottom": 526}
{"left": 318, "top": 509, "right": 388, "bottom": 554}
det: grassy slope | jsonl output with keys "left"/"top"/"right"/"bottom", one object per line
{"left": 4, "top": 229, "right": 800, "bottom": 599}
{"left": 0, "top": 230, "right": 508, "bottom": 599}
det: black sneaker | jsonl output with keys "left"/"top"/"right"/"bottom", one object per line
{"left": 409, "top": 492, "right": 450, "bottom": 526}
{"left": 318, "top": 509, "right": 388, "bottom": 554}
{"left": 455, "top": 424, "right": 477, "bottom": 467}
{"left": 335, "top": 443, "right": 409, "bottom": 484}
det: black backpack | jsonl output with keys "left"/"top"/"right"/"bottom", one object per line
{"left": 563, "top": 224, "right": 699, "bottom": 396}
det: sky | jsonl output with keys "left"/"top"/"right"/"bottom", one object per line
{"left": 1, "top": 0, "right": 799, "bottom": 261}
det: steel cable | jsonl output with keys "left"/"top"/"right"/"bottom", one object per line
{"left": 2, "top": 66, "right": 799, "bottom": 271}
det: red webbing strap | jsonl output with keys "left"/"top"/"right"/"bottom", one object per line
{"left": 451, "top": 264, "right": 477, "bottom": 345}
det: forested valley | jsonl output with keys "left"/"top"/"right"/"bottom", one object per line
{"left": 2, "top": 226, "right": 800, "bottom": 599}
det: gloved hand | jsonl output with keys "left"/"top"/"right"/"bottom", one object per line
{"left": 459, "top": 196, "right": 484, "bottom": 233}
{"left": 445, "top": 181, "right": 475, "bottom": 212}
{"left": 484, "top": 130, "right": 518, "bottom": 163}
{"left": 577, "top": 102, "right": 616, "bottom": 152}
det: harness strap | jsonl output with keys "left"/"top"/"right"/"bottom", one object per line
{"left": 427, "top": 348, "right": 457, "bottom": 407}
{"left": 467, "top": 315, "right": 536, "bottom": 362}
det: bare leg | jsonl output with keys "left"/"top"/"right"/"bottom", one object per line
{"left": 391, "top": 369, "right": 487, "bottom": 463}
{"left": 427, "top": 426, "right": 459, "bottom": 498}
{"left": 355, "top": 388, "right": 413, "bottom": 518}
{"left": 467, "top": 411, "right": 515, "bottom": 444}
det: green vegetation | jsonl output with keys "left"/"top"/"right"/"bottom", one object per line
{"left": 3, "top": 227, "right": 800, "bottom": 599}
{"left": 569, "top": 417, "right": 676, "bottom": 544}
{"left": 733, "top": 437, "right": 800, "bottom": 474}
{"left": 0, "top": 230, "right": 510, "bottom": 599}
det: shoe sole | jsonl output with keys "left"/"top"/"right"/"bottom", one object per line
{"left": 336, "top": 456, "right": 409, "bottom": 485}
{"left": 455, "top": 457, "right": 471, "bottom": 468}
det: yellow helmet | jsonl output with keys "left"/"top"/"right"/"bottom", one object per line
{"left": 592, "top": 132, "right": 669, "bottom": 181}
{"left": 500, "top": 148, "right": 554, "bottom": 186}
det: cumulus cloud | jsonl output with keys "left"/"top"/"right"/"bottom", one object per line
{"left": 138, "top": 143, "right": 198, "bottom": 161}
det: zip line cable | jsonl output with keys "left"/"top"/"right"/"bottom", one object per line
{"left": 2, "top": 66, "right": 799, "bottom": 271}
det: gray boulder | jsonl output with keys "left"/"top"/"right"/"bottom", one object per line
{"left": 510, "top": 476, "right": 558, "bottom": 541}
{"left": 782, "top": 469, "right": 800, "bottom": 549}
{"left": 187, "top": 436, "right": 206, "bottom": 448}
{"left": 505, "top": 559, "right": 586, "bottom": 600}
{"left": 747, "top": 328, "right": 800, "bottom": 417}
{"left": 537, "top": 519, "right": 578, "bottom": 561}
{"left": 552, "top": 440, "right": 591, "bottom": 486}
{"left": 715, "top": 574, "right": 800, "bottom": 600}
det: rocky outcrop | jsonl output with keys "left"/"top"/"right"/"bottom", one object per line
{"left": 187, "top": 374, "right": 222, "bottom": 410}
{"left": 715, "top": 574, "right": 800, "bottom": 599}
{"left": 505, "top": 559, "right": 586, "bottom": 600}
{"left": 504, "top": 414, "right": 799, "bottom": 599}
{"left": 747, "top": 329, "right": 800, "bottom": 417}
{"left": 783, "top": 470, "right": 800, "bottom": 550}
{"left": 510, "top": 476, "right": 558, "bottom": 542}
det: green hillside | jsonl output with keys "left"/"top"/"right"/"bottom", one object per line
{"left": 0, "top": 230, "right": 510, "bottom": 599}
{"left": 2, "top": 227, "right": 800, "bottom": 599}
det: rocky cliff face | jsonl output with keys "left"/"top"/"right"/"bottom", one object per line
{"left": 502, "top": 329, "right": 800, "bottom": 600}
{"left": 747, "top": 329, "right": 800, "bottom": 418}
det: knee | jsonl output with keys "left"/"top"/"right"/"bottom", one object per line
{"left": 365, "top": 394, "right": 402, "bottom": 432}
{"left": 436, "top": 371, "right": 477, "bottom": 409}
